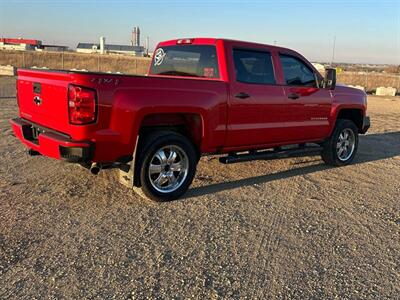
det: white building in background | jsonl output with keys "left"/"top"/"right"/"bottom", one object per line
{"left": 76, "top": 36, "right": 145, "bottom": 56}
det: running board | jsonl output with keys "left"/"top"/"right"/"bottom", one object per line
{"left": 219, "top": 146, "right": 323, "bottom": 164}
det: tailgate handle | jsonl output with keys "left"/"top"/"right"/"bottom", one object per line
{"left": 33, "top": 82, "right": 42, "bottom": 94}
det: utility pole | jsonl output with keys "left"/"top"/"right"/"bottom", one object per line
{"left": 146, "top": 36, "right": 150, "bottom": 56}
{"left": 331, "top": 35, "right": 336, "bottom": 66}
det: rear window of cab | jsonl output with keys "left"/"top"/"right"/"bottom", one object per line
{"left": 149, "top": 45, "right": 219, "bottom": 79}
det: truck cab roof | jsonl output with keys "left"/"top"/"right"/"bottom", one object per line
{"left": 158, "top": 37, "right": 296, "bottom": 54}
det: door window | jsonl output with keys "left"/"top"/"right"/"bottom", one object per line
{"left": 280, "top": 54, "right": 316, "bottom": 87}
{"left": 233, "top": 49, "right": 275, "bottom": 84}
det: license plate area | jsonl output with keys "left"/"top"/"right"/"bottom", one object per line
{"left": 22, "top": 125, "right": 44, "bottom": 144}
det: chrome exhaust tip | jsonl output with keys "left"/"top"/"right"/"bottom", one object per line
{"left": 89, "top": 162, "right": 102, "bottom": 175}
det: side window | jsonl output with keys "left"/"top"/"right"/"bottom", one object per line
{"left": 233, "top": 49, "right": 275, "bottom": 84}
{"left": 280, "top": 54, "right": 316, "bottom": 87}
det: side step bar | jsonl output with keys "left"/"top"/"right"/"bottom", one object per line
{"left": 219, "top": 145, "right": 323, "bottom": 164}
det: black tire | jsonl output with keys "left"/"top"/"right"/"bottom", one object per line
{"left": 321, "top": 119, "right": 359, "bottom": 166}
{"left": 137, "top": 131, "right": 197, "bottom": 202}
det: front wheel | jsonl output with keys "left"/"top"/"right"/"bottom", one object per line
{"left": 321, "top": 119, "right": 359, "bottom": 166}
{"left": 138, "top": 131, "right": 197, "bottom": 202}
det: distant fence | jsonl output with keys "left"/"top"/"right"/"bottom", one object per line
{"left": 1, "top": 50, "right": 399, "bottom": 92}
{"left": 0, "top": 50, "right": 151, "bottom": 75}
{"left": 337, "top": 71, "right": 400, "bottom": 92}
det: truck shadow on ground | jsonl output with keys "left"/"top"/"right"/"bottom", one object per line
{"left": 184, "top": 131, "right": 400, "bottom": 199}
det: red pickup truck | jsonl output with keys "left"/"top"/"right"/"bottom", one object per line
{"left": 11, "top": 38, "right": 370, "bottom": 201}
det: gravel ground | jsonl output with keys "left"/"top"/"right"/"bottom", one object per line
{"left": 0, "top": 76, "right": 399, "bottom": 299}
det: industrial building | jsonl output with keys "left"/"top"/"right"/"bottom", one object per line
{"left": 0, "top": 38, "right": 41, "bottom": 51}
{"left": 131, "top": 27, "right": 140, "bottom": 47}
{"left": 38, "top": 44, "right": 69, "bottom": 52}
{"left": 76, "top": 27, "right": 146, "bottom": 56}
{"left": 2, "top": 27, "right": 145, "bottom": 55}
{"left": 0, "top": 38, "right": 69, "bottom": 52}
{"left": 76, "top": 41, "right": 145, "bottom": 56}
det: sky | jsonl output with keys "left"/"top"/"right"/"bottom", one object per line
{"left": 0, "top": 0, "right": 399, "bottom": 64}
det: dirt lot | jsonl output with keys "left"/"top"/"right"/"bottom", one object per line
{"left": 0, "top": 76, "right": 399, "bottom": 299}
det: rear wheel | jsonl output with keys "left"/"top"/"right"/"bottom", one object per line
{"left": 138, "top": 131, "right": 197, "bottom": 202}
{"left": 321, "top": 119, "right": 359, "bottom": 166}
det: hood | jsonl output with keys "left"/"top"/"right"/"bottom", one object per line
{"left": 335, "top": 83, "right": 366, "bottom": 97}
{"left": 332, "top": 83, "right": 367, "bottom": 107}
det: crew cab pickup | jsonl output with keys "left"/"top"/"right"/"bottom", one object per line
{"left": 10, "top": 38, "right": 370, "bottom": 201}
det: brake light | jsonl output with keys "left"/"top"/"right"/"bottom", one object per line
{"left": 176, "top": 38, "right": 194, "bottom": 44}
{"left": 68, "top": 85, "right": 96, "bottom": 124}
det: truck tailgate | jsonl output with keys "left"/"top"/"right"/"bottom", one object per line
{"left": 17, "top": 69, "right": 72, "bottom": 133}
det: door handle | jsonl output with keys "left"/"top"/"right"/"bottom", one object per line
{"left": 288, "top": 93, "right": 300, "bottom": 100}
{"left": 235, "top": 92, "right": 250, "bottom": 99}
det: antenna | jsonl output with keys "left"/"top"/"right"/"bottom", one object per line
{"left": 331, "top": 35, "right": 336, "bottom": 66}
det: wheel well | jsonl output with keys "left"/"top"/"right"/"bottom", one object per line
{"left": 336, "top": 109, "right": 363, "bottom": 131}
{"left": 138, "top": 113, "right": 202, "bottom": 154}
{"left": 131, "top": 113, "right": 202, "bottom": 187}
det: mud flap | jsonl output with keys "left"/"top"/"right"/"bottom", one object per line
{"left": 119, "top": 165, "right": 148, "bottom": 199}
{"left": 117, "top": 135, "right": 149, "bottom": 199}
{"left": 118, "top": 161, "right": 135, "bottom": 188}
{"left": 118, "top": 135, "right": 139, "bottom": 188}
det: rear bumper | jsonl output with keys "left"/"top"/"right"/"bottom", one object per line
{"left": 10, "top": 118, "right": 93, "bottom": 162}
{"left": 360, "top": 116, "right": 370, "bottom": 134}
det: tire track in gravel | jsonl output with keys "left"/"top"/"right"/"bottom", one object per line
{"left": 247, "top": 204, "right": 284, "bottom": 299}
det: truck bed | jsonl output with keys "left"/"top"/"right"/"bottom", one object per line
{"left": 14, "top": 68, "right": 228, "bottom": 162}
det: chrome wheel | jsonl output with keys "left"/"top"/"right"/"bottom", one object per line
{"left": 148, "top": 145, "right": 189, "bottom": 193}
{"left": 336, "top": 128, "right": 355, "bottom": 161}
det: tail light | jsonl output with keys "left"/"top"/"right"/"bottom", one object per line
{"left": 68, "top": 85, "right": 97, "bottom": 125}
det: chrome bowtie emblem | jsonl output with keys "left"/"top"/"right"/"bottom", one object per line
{"left": 33, "top": 96, "right": 42, "bottom": 106}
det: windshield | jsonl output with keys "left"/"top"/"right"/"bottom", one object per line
{"left": 149, "top": 45, "right": 219, "bottom": 79}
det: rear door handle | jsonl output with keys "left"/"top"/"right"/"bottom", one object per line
{"left": 288, "top": 93, "right": 300, "bottom": 100}
{"left": 235, "top": 92, "right": 250, "bottom": 99}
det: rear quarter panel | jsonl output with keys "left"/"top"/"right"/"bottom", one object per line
{"left": 109, "top": 76, "right": 229, "bottom": 154}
